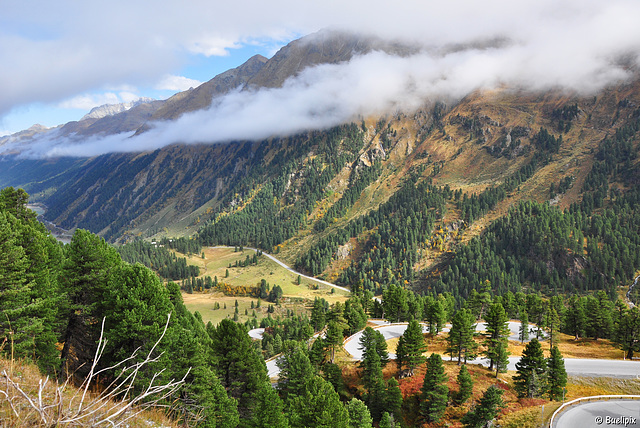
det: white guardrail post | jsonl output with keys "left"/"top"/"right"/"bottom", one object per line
{"left": 548, "top": 395, "right": 640, "bottom": 427}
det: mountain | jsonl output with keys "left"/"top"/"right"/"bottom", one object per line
{"left": 1, "top": 29, "right": 639, "bottom": 299}
{"left": 82, "top": 97, "right": 156, "bottom": 120}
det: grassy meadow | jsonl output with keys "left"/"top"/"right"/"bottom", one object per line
{"left": 181, "top": 246, "right": 349, "bottom": 326}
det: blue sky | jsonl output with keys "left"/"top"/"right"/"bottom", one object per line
{"left": 0, "top": 35, "right": 292, "bottom": 136}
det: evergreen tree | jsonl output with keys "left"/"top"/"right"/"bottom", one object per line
{"left": 545, "top": 307, "right": 561, "bottom": 350}
{"left": 346, "top": 398, "right": 373, "bottom": 428}
{"left": 563, "top": 295, "right": 585, "bottom": 340}
{"left": 489, "top": 339, "right": 510, "bottom": 378}
{"left": 402, "top": 319, "right": 426, "bottom": 376}
{"left": 456, "top": 364, "right": 474, "bottom": 405}
{"left": 420, "top": 353, "right": 449, "bottom": 423}
{"left": 447, "top": 309, "right": 478, "bottom": 365}
{"left": 325, "top": 320, "right": 345, "bottom": 364}
{"left": 251, "top": 382, "right": 289, "bottom": 428}
{"left": 379, "top": 412, "right": 395, "bottom": 428}
{"left": 361, "top": 344, "right": 386, "bottom": 421}
{"left": 483, "top": 303, "right": 510, "bottom": 371}
{"left": 461, "top": 385, "right": 505, "bottom": 428}
{"left": 0, "top": 211, "right": 41, "bottom": 365}
{"left": 395, "top": 334, "right": 406, "bottom": 373}
{"left": 518, "top": 310, "right": 529, "bottom": 343}
{"left": 514, "top": 338, "right": 547, "bottom": 398}
{"left": 209, "top": 319, "right": 268, "bottom": 424}
{"left": 277, "top": 342, "right": 315, "bottom": 400}
{"left": 59, "top": 229, "right": 121, "bottom": 382}
{"left": 309, "top": 337, "right": 327, "bottom": 367}
{"left": 614, "top": 306, "right": 640, "bottom": 359}
{"left": 546, "top": 346, "right": 568, "bottom": 401}
{"left": 384, "top": 378, "right": 403, "bottom": 421}
{"left": 358, "top": 326, "right": 389, "bottom": 368}
{"left": 286, "top": 375, "right": 349, "bottom": 428}
{"left": 311, "top": 298, "right": 328, "bottom": 331}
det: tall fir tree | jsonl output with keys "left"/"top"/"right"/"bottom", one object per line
{"left": 518, "top": 310, "right": 530, "bottom": 344}
{"left": 483, "top": 303, "right": 510, "bottom": 371}
{"left": 358, "top": 326, "right": 389, "bottom": 368}
{"left": 209, "top": 319, "right": 269, "bottom": 425}
{"left": 420, "top": 353, "right": 449, "bottom": 423}
{"left": 401, "top": 319, "right": 426, "bottom": 376}
{"left": 59, "top": 229, "right": 121, "bottom": 383}
{"left": 514, "top": 338, "right": 547, "bottom": 398}
{"left": 447, "top": 308, "right": 478, "bottom": 365}
{"left": 461, "top": 386, "right": 505, "bottom": 428}
{"left": 286, "top": 375, "right": 349, "bottom": 428}
{"left": 546, "top": 346, "right": 567, "bottom": 401}
{"left": 456, "top": 364, "right": 474, "bottom": 405}
{"left": 563, "top": 295, "right": 585, "bottom": 341}
{"left": 346, "top": 398, "right": 373, "bottom": 428}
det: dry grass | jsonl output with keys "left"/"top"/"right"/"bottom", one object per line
{"left": 0, "top": 320, "right": 181, "bottom": 428}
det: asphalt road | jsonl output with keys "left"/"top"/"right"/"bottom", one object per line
{"left": 553, "top": 400, "right": 640, "bottom": 428}
{"left": 342, "top": 321, "right": 538, "bottom": 361}
{"left": 343, "top": 323, "right": 640, "bottom": 378}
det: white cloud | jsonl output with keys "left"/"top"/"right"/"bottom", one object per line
{"left": 155, "top": 75, "right": 203, "bottom": 92}
{"left": 58, "top": 93, "right": 122, "bottom": 110}
{"left": 2, "top": 0, "right": 640, "bottom": 158}
{"left": 188, "top": 36, "right": 242, "bottom": 57}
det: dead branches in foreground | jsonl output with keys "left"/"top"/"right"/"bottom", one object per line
{"left": 0, "top": 313, "right": 188, "bottom": 427}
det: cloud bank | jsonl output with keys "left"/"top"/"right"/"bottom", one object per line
{"left": 2, "top": 0, "right": 640, "bottom": 158}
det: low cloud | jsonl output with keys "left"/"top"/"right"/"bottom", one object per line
{"left": 3, "top": 0, "right": 640, "bottom": 158}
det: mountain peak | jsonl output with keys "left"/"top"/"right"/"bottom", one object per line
{"left": 81, "top": 97, "right": 155, "bottom": 121}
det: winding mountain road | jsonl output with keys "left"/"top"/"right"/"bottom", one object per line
{"left": 210, "top": 246, "right": 350, "bottom": 293}
{"left": 227, "top": 247, "right": 640, "bottom": 379}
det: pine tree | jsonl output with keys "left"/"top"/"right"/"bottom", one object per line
{"left": 456, "top": 364, "right": 474, "bottom": 405}
{"left": 0, "top": 211, "right": 41, "bottom": 364}
{"left": 484, "top": 303, "right": 510, "bottom": 371}
{"left": 251, "top": 382, "right": 289, "bottom": 428}
{"left": 615, "top": 306, "right": 640, "bottom": 359}
{"left": 361, "top": 344, "right": 386, "bottom": 421}
{"left": 286, "top": 375, "right": 349, "bottom": 428}
{"left": 546, "top": 346, "right": 567, "bottom": 401}
{"left": 358, "top": 326, "right": 389, "bottom": 368}
{"left": 346, "top": 398, "right": 373, "bottom": 428}
{"left": 277, "top": 342, "right": 315, "bottom": 400}
{"left": 489, "top": 339, "right": 510, "bottom": 378}
{"left": 325, "top": 320, "right": 345, "bottom": 364}
{"left": 59, "top": 229, "right": 121, "bottom": 383}
{"left": 402, "top": 319, "right": 426, "bottom": 376}
{"left": 384, "top": 378, "right": 403, "bottom": 421}
{"left": 209, "top": 319, "right": 268, "bottom": 423}
{"left": 514, "top": 338, "right": 547, "bottom": 398}
{"left": 447, "top": 309, "right": 478, "bottom": 365}
{"left": 420, "top": 353, "right": 449, "bottom": 423}
{"left": 379, "top": 412, "right": 395, "bottom": 428}
{"left": 395, "top": 334, "right": 406, "bottom": 373}
{"left": 563, "top": 295, "right": 585, "bottom": 341}
{"left": 461, "top": 385, "right": 505, "bottom": 428}
{"left": 545, "top": 307, "right": 561, "bottom": 350}
{"left": 518, "top": 310, "right": 529, "bottom": 343}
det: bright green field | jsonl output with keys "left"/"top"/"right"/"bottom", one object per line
{"left": 181, "top": 247, "right": 349, "bottom": 326}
